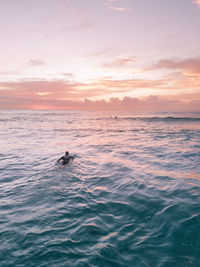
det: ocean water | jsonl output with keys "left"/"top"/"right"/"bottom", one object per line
{"left": 0, "top": 110, "right": 200, "bottom": 267}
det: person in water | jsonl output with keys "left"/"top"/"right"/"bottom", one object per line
{"left": 57, "top": 151, "right": 74, "bottom": 165}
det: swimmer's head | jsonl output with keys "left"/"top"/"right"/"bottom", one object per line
{"left": 65, "top": 151, "right": 69, "bottom": 156}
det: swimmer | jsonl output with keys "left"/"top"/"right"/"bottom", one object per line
{"left": 57, "top": 151, "right": 74, "bottom": 166}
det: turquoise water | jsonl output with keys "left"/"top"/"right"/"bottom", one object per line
{"left": 0, "top": 111, "right": 200, "bottom": 266}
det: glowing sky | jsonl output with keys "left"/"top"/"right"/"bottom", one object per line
{"left": 0, "top": 0, "right": 200, "bottom": 110}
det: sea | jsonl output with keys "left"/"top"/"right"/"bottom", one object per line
{"left": 0, "top": 110, "right": 200, "bottom": 267}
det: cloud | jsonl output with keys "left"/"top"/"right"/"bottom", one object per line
{"left": 0, "top": 78, "right": 127, "bottom": 103}
{"left": 78, "top": 18, "right": 96, "bottom": 30}
{"left": 103, "top": 56, "right": 136, "bottom": 68}
{"left": 29, "top": 59, "right": 46, "bottom": 66}
{"left": 106, "top": 0, "right": 131, "bottom": 11}
{"left": 88, "top": 95, "right": 194, "bottom": 111}
{"left": 87, "top": 46, "right": 117, "bottom": 59}
{"left": 37, "top": 92, "right": 51, "bottom": 96}
{"left": 62, "top": 17, "right": 96, "bottom": 32}
{"left": 61, "top": 73, "right": 75, "bottom": 78}
{"left": 108, "top": 6, "right": 130, "bottom": 11}
{"left": 0, "top": 74, "right": 199, "bottom": 111}
{"left": 193, "top": 0, "right": 200, "bottom": 7}
{"left": 0, "top": 71, "right": 20, "bottom": 75}
{"left": 116, "top": 58, "right": 136, "bottom": 65}
{"left": 82, "top": 96, "right": 200, "bottom": 112}
{"left": 1, "top": 92, "right": 199, "bottom": 111}
{"left": 149, "top": 56, "right": 200, "bottom": 75}
{"left": 99, "top": 77, "right": 167, "bottom": 90}
{"left": 0, "top": 79, "right": 98, "bottom": 99}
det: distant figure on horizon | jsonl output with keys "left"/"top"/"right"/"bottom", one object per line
{"left": 57, "top": 151, "right": 74, "bottom": 166}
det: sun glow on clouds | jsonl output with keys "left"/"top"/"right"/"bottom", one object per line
{"left": 108, "top": 6, "right": 130, "bottom": 11}
{"left": 193, "top": 0, "right": 200, "bottom": 6}
{"left": 36, "top": 92, "right": 51, "bottom": 96}
{"left": 0, "top": 0, "right": 200, "bottom": 111}
{"left": 106, "top": 0, "right": 130, "bottom": 11}
{"left": 71, "top": 55, "right": 144, "bottom": 84}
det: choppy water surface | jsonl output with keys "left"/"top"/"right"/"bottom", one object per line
{"left": 0, "top": 110, "right": 200, "bottom": 266}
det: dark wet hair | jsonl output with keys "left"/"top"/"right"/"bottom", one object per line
{"left": 65, "top": 151, "right": 69, "bottom": 155}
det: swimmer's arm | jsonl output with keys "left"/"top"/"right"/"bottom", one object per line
{"left": 57, "top": 156, "right": 64, "bottom": 163}
{"left": 70, "top": 156, "right": 74, "bottom": 160}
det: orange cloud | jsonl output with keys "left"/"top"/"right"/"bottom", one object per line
{"left": 193, "top": 0, "right": 200, "bottom": 6}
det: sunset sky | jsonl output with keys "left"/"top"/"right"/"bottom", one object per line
{"left": 0, "top": 0, "right": 200, "bottom": 111}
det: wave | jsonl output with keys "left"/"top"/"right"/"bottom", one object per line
{"left": 1, "top": 111, "right": 200, "bottom": 266}
{"left": 142, "top": 116, "right": 200, "bottom": 122}
{"left": 105, "top": 116, "right": 200, "bottom": 122}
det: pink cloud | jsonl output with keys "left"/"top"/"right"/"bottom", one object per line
{"left": 117, "top": 58, "right": 136, "bottom": 65}
{"left": 29, "top": 59, "right": 46, "bottom": 66}
{"left": 103, "top": 56, "right": 136, "bottom": 68}
{"left": 61, "top": 73, "right": 75, "bottom": 78}
{"left": 1, "top": 92, "right": 199, "bottom": 111}
{"left": 193, "top": 0, "right": 200, "bottom": 7}
{"left": 150, "top": 57, "right": 200, "bottom": 75}
{"left": 62, "top": 17, "right": 95, "bottom": 32}
{"left": 100, "top": 77, "right": 168, "bottom": 90}
{"left": 0, "top": 79, "right": 113, "bottom": 101}
{"left": 79, "top": 96, "right": 200, "bottom": 112}
{"left": 0, "top": 78, "right": 199, "bottom": 111}
{"left": 0, "top": 76, "right": 168, "bottom": 100}
{"left": 108, "top": 6, "right": 130, "bottom": 11}
{"left": 0, "top": 75, "right": 199, "bottom": 111}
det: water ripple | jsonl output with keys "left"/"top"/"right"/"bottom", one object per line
{"left": 0, "top": 111, "right": 200, "bottom": 266}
